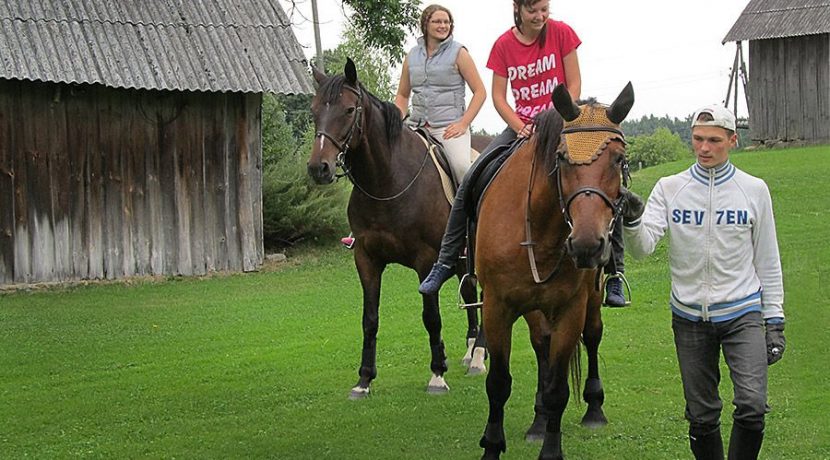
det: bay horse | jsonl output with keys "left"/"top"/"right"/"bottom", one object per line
{"left": 307, "top": 58, "right": 485, "bottom": 399}
{"left": 475, "top": 83, "right": 635, "bottom": 459}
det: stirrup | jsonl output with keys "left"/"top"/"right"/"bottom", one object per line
{"left": 457, "top": 273, "right": 483, "bottom": 309}
{"left": 603, "top": 272, "right": 632, "bottom": 306}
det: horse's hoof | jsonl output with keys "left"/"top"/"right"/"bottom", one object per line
{"left": 427, "top": 374, "right": 449, "bottom": 395}
{"left": 461, "top": 355, "right": 472, "bottom": 367}
{"left": 466, "top": 347, "right": 487, "bottom": 376}
{"left": 580, "top": 411, "right": 608, "bottom": 429}
{"left": 466, "top": 363, "right": 486, "bottom": 376}
{"left": 525, "top": 415, "right": 547, "bottom": 442}
{"left": 348, "top": 385, "right": 370, "bottom": 400}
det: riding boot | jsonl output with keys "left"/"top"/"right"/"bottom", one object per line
{"left": 419, "top": 263, "right": 455, "bottom": 295}
{"left": 727, "top": 423, "right": 764, "bottom": 460}
{"left": 604, "top": 277, "right": 626, "bottom": 307}
{"left": 690, "top": 427, "right": 724, "bottom": 460}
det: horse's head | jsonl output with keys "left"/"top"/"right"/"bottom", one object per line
{"left": 549, "top": 83, "right": 634, "bottom": 269}
{"left": 307, "top": 58, "right": 365, "bottom": 184}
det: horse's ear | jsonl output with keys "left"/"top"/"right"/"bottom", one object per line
{"left": 606, "top": 82, "right": 635, "bottom": 124}
{"left": 345, "top": 58, "right": 358, "bottom": 86}
{"left": 552, "top": 84, "right": 580, "bottom": 122}
{"left": 312, "top": 66, "right": 327, "bottom": 86}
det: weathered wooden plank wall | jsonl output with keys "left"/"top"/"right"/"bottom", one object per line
{"left": 0, "top": 80, "right": 263, "bottom": 286}
{"left": 749, "top": 34, "right": 830, "bottom": 144}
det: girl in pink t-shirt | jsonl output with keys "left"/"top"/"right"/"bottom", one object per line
{"left": 419, "top": 0, "right": 584, "bottom": 295}
{"left": 488, "top": 0, "right": 581, "bottom": 137}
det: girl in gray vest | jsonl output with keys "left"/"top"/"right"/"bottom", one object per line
{"left": 340, "top": 4, "right": 486, "bottom": 250}
{"left": 395, "top": 3, "right": 487, "bottom": 184}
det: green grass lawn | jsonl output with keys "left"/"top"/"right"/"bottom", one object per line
{"left": 2, "top": 145, "right": 829, "bottom": 459}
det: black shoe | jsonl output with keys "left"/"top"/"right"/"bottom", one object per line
{"left": 690, "top": 428, "right": 724, "bottom": 460}
{"left": 727, "top": 423, "right": 763, "bottom": 460}
{"left": 604, "top": 277, "right": 627, "bottom": 307}
{"left": 419, "top": 263, "right": 455, "bottom": 295}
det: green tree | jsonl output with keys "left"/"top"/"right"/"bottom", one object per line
{"left": 627, "top": 127, "right": 692, "bottom": 170}
{"left": 342, "top": 0, "right": 421, "bottom": 63}
{"left": 261, "top": 94, "right": 349, "bottom": 248}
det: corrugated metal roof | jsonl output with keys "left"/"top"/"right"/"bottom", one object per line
{"left": 724, "top": 0, "right": 830, "bottom": 42}
{"left": 0, "top": 0, "right": 314, "bottom": 94}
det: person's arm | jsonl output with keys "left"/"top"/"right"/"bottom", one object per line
{"left": 492, "top": 74, "right": 532, "bottom": 137}
{"left": 751, "top": 183, "right": 785, "bottom": 321}
{"left": 443, "top": 48, "right": 487, "bottom": 139}
{"left": 562, "top": 50, "right": 581, "bottom": 101}
{"left": 394, "top": 56, "right": 411, "bottom": 120}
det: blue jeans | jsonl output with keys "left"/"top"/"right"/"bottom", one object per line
{"left": 672, "top": 311, "right": 768, "bottom": 433}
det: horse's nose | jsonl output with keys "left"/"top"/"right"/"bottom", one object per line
{"left": 566, "top": 234, "right": 608, "bottom": 269}
{"left": 307, "top": 161, "right": 334, "bottom": 184}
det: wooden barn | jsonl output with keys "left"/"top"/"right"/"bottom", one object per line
{"left": 723, "top": 0, "right": 830, "bottom": 146}
{"left": 0, "top": 1, "right": 313, "bottom": 286}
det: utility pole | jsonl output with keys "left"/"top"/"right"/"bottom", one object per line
{"left": 311, "top": 0, "right": 325, "bottom": 72}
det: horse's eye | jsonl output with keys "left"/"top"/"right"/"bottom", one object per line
{"left": 346, "top": 107, "right": 356, "bottom": 115}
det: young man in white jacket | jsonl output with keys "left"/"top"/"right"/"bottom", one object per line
{"left": 621, "top": 105, "right": 785, "bottom": 460}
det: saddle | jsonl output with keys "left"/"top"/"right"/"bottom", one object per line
{"left": 463, "top": 137, "right": 527, "bottom": 220}
{"left": 412, "top": 127, "right": 484, "bottom": 205}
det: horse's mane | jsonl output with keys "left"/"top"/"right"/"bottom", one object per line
{"left": 319, "top": 75, "right": 403, "bottom": 144}
{"left": 533, "top": 106, "right": 565, "bottom": 172}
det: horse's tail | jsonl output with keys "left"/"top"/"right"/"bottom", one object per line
{"left": 569, "top": 339, "right": 583, "bottom": 403}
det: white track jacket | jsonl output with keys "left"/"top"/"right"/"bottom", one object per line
{"left": 623, "top": 160, "right": 784, "bottom": 323}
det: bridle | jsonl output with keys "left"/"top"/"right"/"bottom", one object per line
{"left": 314, "top": 83, "right": 431, "bottom": 201}
{"left": 315, "top": 84, "right": 364, "bottom": 179}
{"left": 523, "top": 124, "right": 631, "bottom": 284}
{"left": 551, "top": 125, "right": 631, "bottom": 232}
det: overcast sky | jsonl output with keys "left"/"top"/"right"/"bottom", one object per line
{"left": 280, "top": 0, "right": 751, "bottom": 133}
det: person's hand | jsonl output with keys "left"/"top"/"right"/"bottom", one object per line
{"left": 620, "top": 187, "right": 644, "bottom": 225}
{"left": 443, "top": 122, "right": 469, "bottom": 140}
{"left": 765, "top": 322, "right": 785, "bottom": 365}
{"left": 516, "top": 123, "right": 534, "bottom": 139}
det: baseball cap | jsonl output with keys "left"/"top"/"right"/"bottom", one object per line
{"left": 691, "top": 104, "right": 736, "bottom": 131}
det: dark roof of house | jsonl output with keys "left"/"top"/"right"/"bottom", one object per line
{"left": 0, "top": 0, "right": 314, "bottom": 94}
{"left": 724, "top": 0, "right": 830, "bottom": 42}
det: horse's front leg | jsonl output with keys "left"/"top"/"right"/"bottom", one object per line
{"left": 524, "top": 310, "right": 551, "bottom": 442}
{"left": 539, "top": 308, "right": 585, "bottom": 460}
{"left": 350, "top": 250, "right": 385, "bottom": 400}
{"left": 480, "top": 299, "right": 515, "bottom": 460}
{"left": 581, "top": 296, "right": 608, "bottom": 428}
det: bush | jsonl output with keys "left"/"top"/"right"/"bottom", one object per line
{"left": 261, "top": 95, "right": 349, "bottom": 248}
{"left": 627, "top": 127, "right": 692, "bottom": 169}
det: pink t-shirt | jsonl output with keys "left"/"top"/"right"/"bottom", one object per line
{"left": 486, "top": 19, "right": 581, "bottom": 123}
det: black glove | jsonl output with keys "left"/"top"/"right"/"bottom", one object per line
{"left": 620, "top": 187, "right": 644, "bottom": 225}
{"left": 765, "top": 322, "right": 786, "bottom": 365}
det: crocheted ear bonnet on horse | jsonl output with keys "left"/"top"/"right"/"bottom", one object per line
{"left": 557, "top": 104, "right": 627, "bottom": 165}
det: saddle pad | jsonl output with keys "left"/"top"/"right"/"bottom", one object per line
{"left": 413, "top": 128, "right": 457, "bottom": 205}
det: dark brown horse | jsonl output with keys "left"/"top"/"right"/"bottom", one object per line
{"left": 307, "top": 59, "right": 484, "bottom": 399}
{"left": 475, "top": 83, "right": 635, "bottom": 459}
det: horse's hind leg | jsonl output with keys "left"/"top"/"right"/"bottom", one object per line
{"left": 421, "top": 279, "right": 449, "bottom": 394}
{"left": 350, "top": 252, "right": 385, "bottom": 400}
{"left": 479, "top": 300, "right": 515, "bottom": 459}
{"left": 524, "top": 310, "right": 551, "bottom": 442}
{"left": 459, "top": 275, "right": 486, "bottom": 375}
{"left": 581, "top": 299, "right": 608, "bottom": 428}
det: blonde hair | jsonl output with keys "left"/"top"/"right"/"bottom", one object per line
{"left": 420, "top": 4, "right": 455, "bottom": 39}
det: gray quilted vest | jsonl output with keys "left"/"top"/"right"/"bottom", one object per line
{"left": 406, "top": 36, "right": 466, "bottom": 128}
